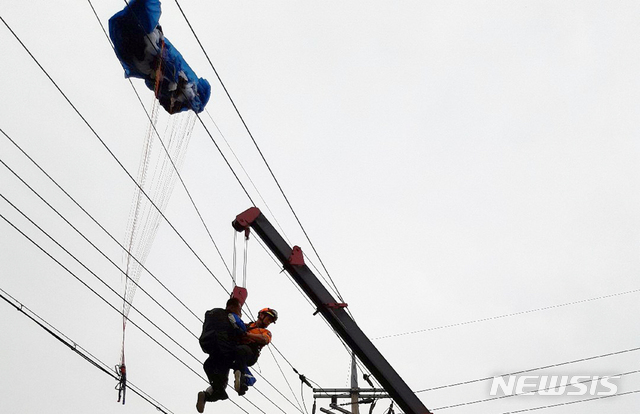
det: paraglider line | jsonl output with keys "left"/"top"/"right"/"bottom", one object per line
{"left": 0, "top": 14, "right": 230, "bottom": 296}
{"left": 87, "top": 0, "right": 234, "bottom": 280}
{"left": 0, "top": 288, "right": 174, "bottom": 414}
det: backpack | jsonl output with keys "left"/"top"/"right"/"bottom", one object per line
{"left": 199, "top": 308, "right": 231, "bottom": 354}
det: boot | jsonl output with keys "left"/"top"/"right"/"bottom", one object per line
{"left": 196, "top": 391, "right": 206, "bottom": 413}
{"left": 234, "top": 370, "right": 248, "bottom": 396}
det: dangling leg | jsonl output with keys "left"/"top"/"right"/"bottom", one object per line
{"left": 232, "top": 345, "right": 253, "bottom": 395}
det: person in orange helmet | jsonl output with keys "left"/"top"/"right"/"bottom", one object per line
{"left": 233, "top": 308, "right": 278, "bottom": 395}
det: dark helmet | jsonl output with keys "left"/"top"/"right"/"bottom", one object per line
{"left": 258, "top": 308, "right": 278, "bottom": 323}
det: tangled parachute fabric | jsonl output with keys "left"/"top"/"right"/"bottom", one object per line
{"left": 109, "top": 0, "right": 211, "bottom": 114}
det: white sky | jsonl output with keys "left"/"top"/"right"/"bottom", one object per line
{"left": 1, "top": 1, "right": 639, "bottom": 413}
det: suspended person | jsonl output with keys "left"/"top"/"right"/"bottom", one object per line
{"left": 233, "top": 308, "right": 278, "bottom": 395}
{"left": 196, "top": 298, "right": 252, "bottom": 412}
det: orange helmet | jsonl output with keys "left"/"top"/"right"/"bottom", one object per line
{"left": 258, "top": 308, "right": 278, "bottom": 323}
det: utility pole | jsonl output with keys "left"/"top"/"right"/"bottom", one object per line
{"left": 350, "top": 354, "right": 360, "bottom": 414}
{"left": 314, "top": 354, "right": 391, "bottom": 413}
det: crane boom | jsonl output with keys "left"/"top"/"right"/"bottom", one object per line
{"left": 232, "top": 207, "right": 432, "bottom": 414}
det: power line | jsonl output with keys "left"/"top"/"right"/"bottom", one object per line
{"left": 0, "top": 14, "right": 231, "bottom": 296}
{"left": 1, "top": 133, "right": 300, "bottom": 412}
{"left": 203, "top": 108, "right": 291, "bottom": 244}
{"left": 86, "top": 0, "right": 234, "bottom": 280}
{"left": 374, "top": 288, "right": 640, "bottom": 341}
{"left": 0, "top": 127, "right": 202, "bottom": 323}
{"left": 0, "top": 181, "right": 300, "bottom": 413}
{"left": 5, "top": 9, "right": 330, "bottom": 414}
{"left": 0, "top": 287, "right": 175, "bottom": 414}
{"left": 432, "top": 369, "right": 640, "bottom": 411}
{"left": 503, "top": 388, "right": 640, "bottom": 413}
{"left": 171, "top": 0, "right": 347, "bottom": 305}
{"left": 4, "top": 7, "right": 365, "bottom": 411}
{"left": 0, "top": 196, "right": 205, "bottom": 373}
{"left": 0, "top": 129, "right": 303, "bottom": 414}
{"left": 266, "top": 343, "right": 305, "bottom": 412}
{"left": 415, "top": 345, "right": 640, "bottom": 394}
{"left": 88, "top": 5, "right": 328, "bottom": 410}
{"left": 121, "top": 0, "right": 354, "bottom": 362}
{"left": 120, "top": 0, "right": 259, "bottom": 206}
{"left": 0, "top": 153, "right": 199, "bottom": 341}
{"left": 0, "top": 210, "right": 283, "bottom": 414}
{"left": 0, "top": 215, "right": 205, "bottom": 379}
{"left": 252, "top": 233, "right": 383, "bottom": 391}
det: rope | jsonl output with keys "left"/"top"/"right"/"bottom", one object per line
{"left": 232, "top": 230, "right": 238, "bottom": 287}
{"left": 243, "top": 230, "right": 249, "bottom": 288}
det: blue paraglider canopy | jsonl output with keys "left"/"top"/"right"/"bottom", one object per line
{"left": 109, "top": 0, "right": 211, "bottom": 114}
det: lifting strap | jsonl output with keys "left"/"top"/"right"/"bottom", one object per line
{"left": 231, "top": 229, "right": 250, "bottom": 306}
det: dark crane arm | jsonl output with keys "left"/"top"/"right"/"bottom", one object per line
{"left": 232, "top": 207, "right": 432, "bottom": 414}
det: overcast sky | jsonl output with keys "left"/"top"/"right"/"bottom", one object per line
{"left": 1, "top": 1, "right": 639, "bottom": 413}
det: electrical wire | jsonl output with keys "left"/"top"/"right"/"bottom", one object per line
{"left": 87, "top": 0, "right": 248, "bottom": 282}
{"left": 0, "top": 195, "right": 206, "bottom": 370}
{"left": 0, "top": 127, "right": 203, "bottom": 328}
{"left": 101, "top": 2, "right": 362, "bottom": 400}
{"left": 171, "top": 0, "right": 347, "bottom": 305}
{"left": 1, "top": 136, "right": 300, "bottom": 413}
{"left": 0, "top": 151, "right": 302, "bottom": 412}
{"left": 0, "top": 210, "right": 285, "bottom": 414}
{"left": 414, "top": 345, "right": 640, "bottom": 394}
{"left": 4, "top": 6, "right": 357, "bottom": 414}
{"left": 203, "top": 107, "right": 291, "bottom": 243}
{"left": 252, "top": 232, "right": 383, "bottom": 393}
{"left": 432, "top": 369, "right": 640, "bottom": 411}
{"left": 0, "top": 287, "right": 175, "bottom": 414}
{"left": 86, "top": 5, "right": 329, "bottom": 410}
{"left": 206, "top": 107, "right": 345, "bottom": 304}
{"left": 14, "top": 138, "right": 625, "bottom": 411}
{"left": 374, "top": 288, "right": 640, "bottom": 341}
{"left": 0, "top": 210, "right": 206, "bottom": 378}
{"left": 503, "top": 389, "right": 640, "bottom": 413}
{"left": 0, "top": 155, "right": 199, "bottom": 340}
{"left": 266, "top": 342, "right": 305, "bottom": 412}
{"left": 0, "top": 14, "right": 231, "bottom": 296}
{"left": 300, "top": 380, "right": 310, "bottom": 414}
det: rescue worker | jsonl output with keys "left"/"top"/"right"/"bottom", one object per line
{"left": 196, "top": 298, "right": 248, "bottom": 412}
{"left": 233, "top": 308, "right": 278, "bottom": 395}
